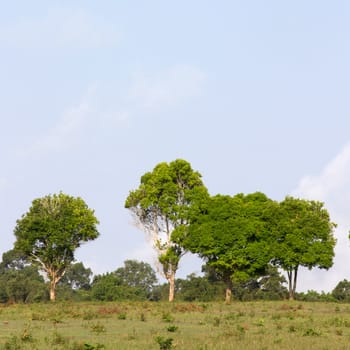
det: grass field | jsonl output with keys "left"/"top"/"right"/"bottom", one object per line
{"left": 0, "top": 301, "right": 350, "bottom": 349}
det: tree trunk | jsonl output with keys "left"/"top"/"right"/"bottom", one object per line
{"left": 168, "top": 270, "right": 175, "bottom": 302}
{"left": 47, "top": 267, "right": 64, "bottom": 302}
{"left": 225, "top": 287, "right": 232, "bottom": 304}
{"left": 225, "top": 278, "right": 233, "bottom": 304}
{"left": 287, "top": 266, "right": 298, "bottom": 300}
{"left": 287, "top": 270, "right": 293, "bottom": 300}
{"left": 49, "top": 279, "right": 57, "bottom": 302}
{"left": 292, "top": 267, "right": 298, "bottom": 299}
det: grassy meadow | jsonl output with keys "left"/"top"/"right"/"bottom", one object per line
{"left": 0, "top": 301, "right": 350, "bottom": 349}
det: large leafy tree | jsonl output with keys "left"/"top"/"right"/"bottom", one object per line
{"left": 183, "top": 192, "right": 276, "bottom": 303}
{"left": 14, "top": 192, "right": 99, "bottom": 301}
{"left": 273, "top": 196, "right": 336, "bottom": 300}
{"left": 125, "top": 159, "right": 208, "bottom": 302}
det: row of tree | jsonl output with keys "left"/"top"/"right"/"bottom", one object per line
{"left": 4, "top": 159, "right": 337, "bottom": 303}
{"left": 125, "top": 159, "right": 337, "bottom": 302}
{"left": 2, "top": 251, "right": 350, "bottom": 304}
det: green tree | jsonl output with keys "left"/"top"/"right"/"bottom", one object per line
{"left": 176, "top": 273, "right": 225, "bottom": 302}
{"left": 232, "top": 265, "right": 288, "bottom": 301}
{"left": 59, "top": 262, "right": 92, "bottom": 290}
{"left": 183, "top": 192, "right": 276, "bottom": 303}
{"left": 0, "top": 249, "right": 48, "bottom": 303}
{"left": 332, "top": 279, "right": 350, "bottom": 302}
{"left": 14, "top": 192, "right": 99, "bottom": 301}
{"left": 91, "top": 270, "right": 152, "bottom": 301}
{"left": 273, "top": 196, "right": 336, "bottom": 300}
{"left": 56, "top": 261, "right": 93, "bottom": 300}
{"left": 125, "top": 159, "right": 208, "bottom": 302}
{"left": 91, "top": 273, "right": 121, "bottom": 301}
{"left": 115, "top": 260, "right": 157, "bottom": 298}
{"left": 0, "top": 249, "right": 28, "bottom": 270}
{"left": 255, "top": 265, "right": 288, "bottom": 300}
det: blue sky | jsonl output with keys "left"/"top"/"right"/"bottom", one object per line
{"left": 1, "top": 1, "right": 350, "bottom": 292}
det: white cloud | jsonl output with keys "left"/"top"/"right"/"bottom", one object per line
{"left": 294, "top": 143, "right": 350, "bottom": 205}
{"left": 128, "top": 65, "right": 206, "bottom": 110}
{"left": 0, "top": 8, "right": 119, "bottom": 49}
{"left": 292, "top": 143, "right": 350, "bottom": 292}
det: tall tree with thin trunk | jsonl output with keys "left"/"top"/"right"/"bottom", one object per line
{"left": 14, "top": 192, "right": 99, "bottom": 301}
{"left": 125, "top": 159, "right": 208, "bottom": 302}
{"left": 272, "top": 196, "right": 336, "bottom": 300}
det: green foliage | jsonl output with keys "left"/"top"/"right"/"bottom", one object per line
{"left": 59, "top": 262, "right": 92, "bottom": 290}
{"left": 303, "top": 328, "right": 321, "bottom": 336}
{"left": 118, "top": 312, "right": 127, "bottom": 320}
{"left": 0, "top": 249, "right": 48, "bottom": 303}
{"left": 297, "top": 290, "right": 335, "bottom": 302}
{"left": 166, "top": 325, "right": 178, "bottom": 332}
{"left": 257, "top": 265, "right": 288, "bottom": 300}
{"left": 91, "top": 260, "right": 158, "bottom": 301}
{"left": 114, "top": 259, "right": 157, "bottom": 298}
{"left": 56, "top": 262, "right": 93, "bottom": 301}
{"left": 1, "top": 268, "right": 48, "bottom": 303}
{"left": 332, "top": 279, "right": 350, "bottom": 302}
{"left": 0, "top": 249, "right": 28, "bottom": 270}
{"left": 175, "top": 273, "right": 225, "bottom": 302}
{"left": 232, "top": 265, "right": 288, "bottom": 301}
{"left": 90, "top": 322, "right": 106, "bottom": 334}
{"left": 125, "top": 159, "right": 209, "bottom": 301}
{"left": 272, "top": 197, "right": 336, "bottom": 299}
{"left": 83, "top": 344, "right": 105, "bottom": 350}
{"left": 13, "top": 192, "right": 99, "bottom": 301}
{"left": 184, "top": 192, "right": 277, "bottom": 302}
{"left": 162, "top": 312, "right": 175, "bottom": 323}
{"left": 155, "top": 336, "right": 173, "bottom": 350}
{"left": 91, "top": 273, "right": 121, "bottom": 301}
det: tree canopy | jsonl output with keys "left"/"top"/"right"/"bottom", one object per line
{"left": 125, "top": 159, "right": 208, "bottom": 301}
{"left": 14, "top": 192, "right": 99, "bottom": 301}
{"left": 183, "top": 192, "right": 276, "bottom": 303}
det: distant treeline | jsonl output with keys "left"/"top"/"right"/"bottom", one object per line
{"left": 0, "top": 254, "right": 349, "bottom": 304}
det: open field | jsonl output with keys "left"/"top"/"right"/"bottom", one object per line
{"left": 0, "top": 301, "right": 350, "bottom": 349}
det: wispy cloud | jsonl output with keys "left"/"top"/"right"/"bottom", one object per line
{"left": 128, "top": 65, "right": 207, "bottom": 110}
{"left": 22, "top": 92, "right": 92, "bottom": 157}
{"left": 292, "top": 143, "right": 350, "bottom": 292}
{"left": 0, "top": 8, "right": 119, "bottom": 49}
{"left": 20, "top": 63, "right": 207, "bottom": 158}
